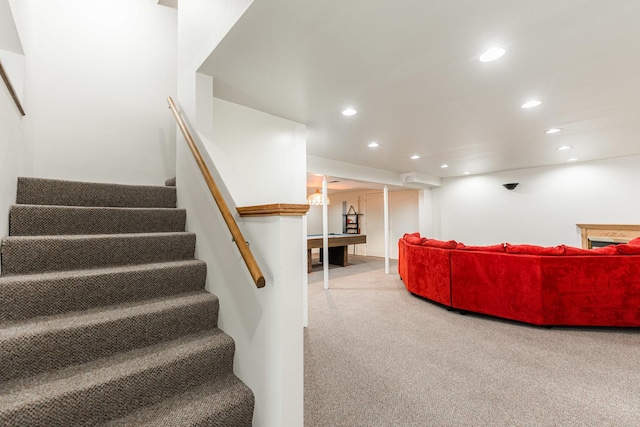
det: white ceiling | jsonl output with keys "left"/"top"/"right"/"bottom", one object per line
{"left": 200, "top": 0, "right": 640, "bottom": 183}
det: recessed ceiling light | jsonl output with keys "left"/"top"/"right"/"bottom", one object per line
{"left": 557, "top": 146, "right": 572, "bottom": 151}
{"left": 545, "top": 128, "right": 562, "bottom": 134}
{"left": 440, "top": 164, "right": 449, "bottom": 168}
{"left": 479, "top": 47, "right": 506, "bottom": 62}
{"left": 567, "top": 158, "right": 578, "bottom": 162}
{"left": 342, "top": 108, "right": 357, "bottom": 116}
{"left": 368, "top": 142, "right": 379, "bottom": 148}
{"left": 410, "top": 155, "right": 420, "bottom": 160}
{"left": 521, "top": 100, "right": 541, "bottom": 109}
{"left": 463, "top": 171, "right": 471, "bottom": 175}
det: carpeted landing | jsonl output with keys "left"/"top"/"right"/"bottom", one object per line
{"left": 305, "top": 256, "right": 640, "bottom": 426}
{"left": 0, "top": 177, "right": 254, "bottom": 426}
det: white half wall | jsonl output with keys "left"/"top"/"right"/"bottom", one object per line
{"left": 433, "top": 155, "right": 640, "bottom": 247}
{"left": 11, "top": 0, "right": 177, "bottom": 185}
{"left": 176, "top": 94, "right": 306, "bottom": 426}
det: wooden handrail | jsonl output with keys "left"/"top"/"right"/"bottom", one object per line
{"left": 167, "top": 96, "right": 266, "bottom": 288}
{"left": 0, "top": 60, "right": 25, "bottom": 116}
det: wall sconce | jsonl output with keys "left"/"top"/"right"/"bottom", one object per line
{"left": 503, "top": 183, "right": 519, "bottom": 190}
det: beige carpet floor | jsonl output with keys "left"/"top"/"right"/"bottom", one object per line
{"left": 304, "top": 255, "right": 640, "bottom": 426}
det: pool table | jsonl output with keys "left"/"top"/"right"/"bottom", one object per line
{"left": 307, "top": 233, "right": 367, "bottom": 273}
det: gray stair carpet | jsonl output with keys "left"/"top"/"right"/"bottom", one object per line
{"left": 0, "top": 177, "right": 254, "bottom": 426}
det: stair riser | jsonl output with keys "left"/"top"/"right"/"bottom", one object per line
{"left": 1, "top": 233, "right": 196, "bottom": 275}
{"left": 0, "top": 340, "right": 236, "bottom": 427}
{"left": 0, "top": 261, "right": 207, "bottom": 322}
{"left": 16, "top": 177, "right": 177, "bottom": 208}
{"left": 0, "top": 296, "right": 219, "bottom": 382}
{"left": 9, "top": 205, "right": 186, "bottom": 236}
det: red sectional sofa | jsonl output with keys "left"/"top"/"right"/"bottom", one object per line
{"left": 398, "top": 233, "right": 640, "bottom": 327}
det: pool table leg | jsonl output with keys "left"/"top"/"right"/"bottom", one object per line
{"left": 328, "top": 246, "right": 348, "bottom": 267}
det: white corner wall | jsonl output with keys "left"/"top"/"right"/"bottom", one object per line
{"left": 10, "top": 0, "right": 177, "bottom": 185}
{"left": 177, "top": 0, "right": 253, "bottom": 121}
{"left": 175, "top": 3, "right": 306, "bottom": 424}
{"left": 433, "top": 155, "right": 640, "bottom": 247}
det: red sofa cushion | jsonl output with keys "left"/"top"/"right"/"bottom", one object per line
{"left": 403, "top": 233, "right": 424, "bottom": 245}
{"left": 456, "top": 243, "right": 506, "bottom": 253}
{"left": 422, "top": 239, "right": 457, "bottom": 249}
{"left": 617, "top": 244, "right": 640, "bottom": 255}
{"left": 628, "top": 237, "right": 640, "bottom": 246}
{"left": 563, "top": 245, "right": 618, "bottom": 255}
{"left": 505, "top": 243, "right": 565, "bottom": 255}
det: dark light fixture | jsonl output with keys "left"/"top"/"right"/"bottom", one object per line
{"left": 503, "top": 183, "right": 519, "bottom": 190}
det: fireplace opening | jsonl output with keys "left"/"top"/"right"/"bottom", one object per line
{"left": 588, "top": 238, "right": 625, "bottom": 248}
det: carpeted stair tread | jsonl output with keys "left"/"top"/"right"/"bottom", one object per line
{"left": 9, "top": 205, "right": 187, "bottom": 236}
{"left": 0, "top": 291, "right": 219, "bottom": 382}
{"left": 101, "top": 373, "right": 254, "bottom": 427}
{"left": 16, "top": 177, "right": 177, "bottom": 208}
{"left": 0, "top": 329, "right": 236, "bottom": 427}
{"left": 1, "top": 232, "right": 196, "bottom": 275}
{"left": 1, "top": 176, "right": 255, "bottom": 424}
{"left": 165, "top": 176, "right": 176, "bottom": 187}
{"left": 0, "top": 260, "right": 207, "bottom": 323}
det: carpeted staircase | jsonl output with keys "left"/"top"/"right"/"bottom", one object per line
{"left": 0, "top": 177, "right": 254, "bottom": 426}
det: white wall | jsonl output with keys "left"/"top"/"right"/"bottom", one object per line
{"left": 10, "top": 0, "right": 177, "bottom": 185}
{"left": 207, "top": 97, "right": 306, "bottom": 206}
{"left": 1, "top": 69, "right": 31, "bottom": 264}
{"left": 366, "top": 190, "right": 419, "bottom": 258}
{"left": 308, "top": 189, "right": 419, "bottom": 259}
{"left": 433, "top": 155, "right": 640, "bottom": 247}
{"left": 1, "top": 0, "right": 31, "bottom": 274}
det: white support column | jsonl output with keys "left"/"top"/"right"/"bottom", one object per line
{"left": 322, "top": 176, "right": 329, "bottom": 289}
{"left": 384, "top": 185, "right": 389, "bottom": 274}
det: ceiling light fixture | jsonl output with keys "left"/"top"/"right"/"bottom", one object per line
{"left": 440, "top": 164, "right": 449, "bottom": 168}
{"left": 307, "top": 188, "right": 330, "bottom": 205}
{"left": 545, "top": 128, "right": 562, "bottom": 134}
{"left": 410, "top": 155, "right": 420, "bottom": 160}
{"left": 479, "top": 47, "right": 506, "bottom": 62}
{"left": 557, "top": 146, "right": 572, "bottom": 151}
{"left": 521, "top": 100, "right": 541, "bottom": 109}
{"left": 342, "top": 108, "right": 357, "bottom": 116}
{"left": 368, "top": 142, "right": 379, "bottom": 148}
{"left": 567, "top": 158, "right": 578, "bottom": 162}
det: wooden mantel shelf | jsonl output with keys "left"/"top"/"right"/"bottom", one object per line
{"left": 237, "top": 204, "right": 310, "bottom": 217}
{"left": 576, "top": 224, "right": 640, "bottom": 249}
